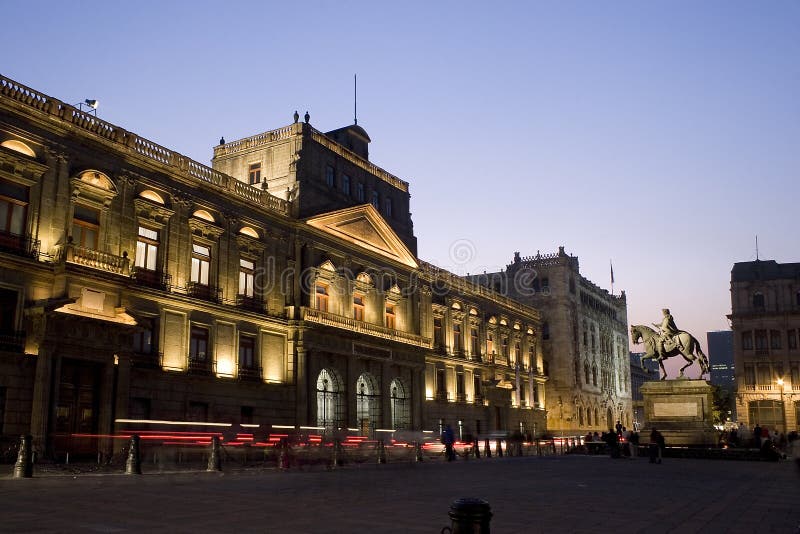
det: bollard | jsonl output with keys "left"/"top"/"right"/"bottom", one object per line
{"left": 441, "top": 498, "right": 492, "bottom": 534}
{"left": 331, "top": 438, "right": 344, "bottom": 468}
{"left": 484, "top": 438, "right": 491, "bottom": 458}
{"left": 496, "top": 439, "right": 503, "bottom": 457}
{"left": 474, "top": 438, "right": 481, "bottom": 459}
{"left": 278, "top": 439, "right": 290, "bottom": 470}
{"left": 125, "top": 435, "right": 142, "bottom": 475}
{"left": 415, "top": 441, "right": 424, "bottom": 462}
{"left": 377, "top": 440, "right": 387, "bottom": 464}
{"left": 207, "top": 435, "right": 222, "bottom": 472}
{"left": 13, "top": 435, "right": 33, "bottom": 479}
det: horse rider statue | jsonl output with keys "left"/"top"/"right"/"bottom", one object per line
{"left": 653, "top": 308, "right": 681, "bottom": 356}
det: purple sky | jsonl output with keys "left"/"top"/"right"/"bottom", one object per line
{"left": 3, "top": 1, "right": 798, "bottom": 377}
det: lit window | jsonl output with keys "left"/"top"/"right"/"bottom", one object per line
{"left": 342, "top": 174, "right": 350, "bottom": 196}
{"left": 487, "top": 333, "right": 494, "bottom": 355}
{"left": 315, "top": 283, "right": 329, "bottom": 312}
{"left": 135, "top": 226, "right": 159, "bottom": 271}
{"left": 190, "top": 244, "right": 210, "bottom": 285}
{"left": 248, "top": 163, "right": 261, "bottom": 185}
{"left": 353, "top": 293, "right": 365, "bottom": 321}
{"left": 0, "top": 179, "right": 28, "bottom": 237}
{"left": 72, "top": 205, "right": 99, "bottom": 249}
{"left": 325, "top": 165, "right": 335, "bottom": 187}
{"left": 239, "top": 258, "right": 255, "bottom": 297}
{"left": 385, "top": 303, "right": 396, "bottom": 329}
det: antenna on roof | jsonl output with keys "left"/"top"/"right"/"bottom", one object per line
{"left": 755, "top": 235, "right": 759, "bottom": 261}
{"left": 354, "top": 73, "right": 358, "bottom": 125}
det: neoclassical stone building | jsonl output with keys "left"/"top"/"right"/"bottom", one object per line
{"left": 729, "top": 260, "right": 800, "bottom": 433}
{"left": 0, "top": 75, "right": 546, "bottom": 457}
{"left": 472, "top": 248, "right": 632, "bottom": 435}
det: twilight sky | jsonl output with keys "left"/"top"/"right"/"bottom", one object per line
{"left": 3, "top": 1, "right": 798, "bottom": 376}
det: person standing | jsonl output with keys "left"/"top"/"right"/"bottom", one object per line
{"left": 441, "top": 424, "right": 456, "bottom": 461}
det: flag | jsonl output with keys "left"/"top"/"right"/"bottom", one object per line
{"left": 610, "top": 260, "right": 615, "bottom": 285}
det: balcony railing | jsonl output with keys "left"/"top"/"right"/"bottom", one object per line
{"left": 236, "top": 295, "right": 264, "bottom": 313}
{"left": 238, "top": 367, "right": 262, "bottom": 381}
{"left": 188, "top": 358, "right": 212, "bottom": 375}
{"left": 743, "top": 384, "right": 756, "bottom": 391}
{"left": 0, "top": 230, "right": 40, "bottom": 260}
{"left": 757, "top": 385, "right": 773, "bottom": 391}
{"left": 64, "top": 243, "right": 130, "bottom": 275}
{"left": 302, "top": 307, "right": 431, "bottom": 348}
{"left": 131, "top": 268, "right": 171, "bottom": 291}
{"left": 187, "top": 283, "right": 222, "bottom": 304}
{"left": 0, "top": 330, "right": 25, "bottom": 352}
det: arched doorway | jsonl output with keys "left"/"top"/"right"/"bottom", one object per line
{"left": 390, "top": 378, "right": 410, "bottom": 430}
{"left": 356, "top": 372, "right": 381, "bottom": 436}
{"left": 316, "top": 368, "right": 345, "bottom": 430}
{"left": 606, "top": 408, "right": 613, "bottom": 431}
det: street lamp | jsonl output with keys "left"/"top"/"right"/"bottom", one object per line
{"left": 777, "top": 378, "right": 787, "bottom": 433}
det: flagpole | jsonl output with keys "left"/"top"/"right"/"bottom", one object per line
{"left": 610, "top": 259, "right": 614, "bottom": 296}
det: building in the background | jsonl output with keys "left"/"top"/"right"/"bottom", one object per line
{"left": 629, "top": 351, "right": 658, "bottom": 430}
{"left": 470, "top": 248, "right": 632, "bottom": 435}
{"left": 707, "top": 330, "right": 736, "bottom": 421}
{"left": 0, "top": 75, "right": 547, "bottom": 458}
{"left": 729, "top": 260, "right": 800, "bottom": 433}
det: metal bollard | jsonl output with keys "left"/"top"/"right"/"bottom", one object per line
{"left": 278, "top": 440, "right": 290, "bottom": 470}
{"left": 13, "top": 435, "right": 33, "bottom": 479}
{"left": 415, "top": 441, "right": 424, "bottom": 462}
{"left": 377, "top": 440, "right": 387, "bottom": 464}
{"left": 474, "top": 438, "right": 481, "bottom": 459}
{"left": 537, "top": 439, "right": 542, "bottom": 456}
{"left": 496, "top": 439, "right": 503, "bottom": 457}
{"left": 207, "top": 435, "right": 222, "bottom": 472}
{"left": 484, "top": 438, "right": 491, "bottom": 458}
{"left": 331, "top": 438, "right": 344, "bottom": 468}
{"left": 125, "top": 435, "right": 142, "bottom": 475}
{"left": 441, "top": 498, "right": 492, "bottom": 534}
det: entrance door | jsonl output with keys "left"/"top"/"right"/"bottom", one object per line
{"left": 54, "top": 359, "right": 102, "bottom": 456}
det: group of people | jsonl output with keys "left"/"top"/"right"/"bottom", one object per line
{"left": 723, "top": 422, "right": 800, "bottom": 464}
{"left": 583, "top": 422, "right": 652, "bottom": 460}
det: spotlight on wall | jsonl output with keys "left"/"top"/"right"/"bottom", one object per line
{"left": 75, "top": 99, "right": 99, "bottom": 116}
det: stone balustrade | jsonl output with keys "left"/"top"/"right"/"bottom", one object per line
{"left": 302, "top": 307, "right": 431, "bottom": 348}
{"left": 65, "top": 244, "right": 130, "bottom": 275}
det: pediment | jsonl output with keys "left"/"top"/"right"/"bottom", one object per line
{"left": 306, "top": 205, "right": 418, "bottom": 269}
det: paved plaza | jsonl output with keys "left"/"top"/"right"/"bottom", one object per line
{"left": 1, "top": 455, "right": 798, "bottom": 533}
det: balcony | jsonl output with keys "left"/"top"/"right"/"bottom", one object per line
{"left": 301, "top": 307, "right": 431, "bottom": 348}
{"left": 456, "top": 393, "right": 467, "bottom": 403}
{"left": 188, "top": 357, "right": 212, "bottom": 375}
{"left": 131, "top": 351, "right": 161, "bottom": 369}
{"left": 131, "top": 268, "right": 171, "bottom": 291}
{"left": 0, "top": 229, "right": 39, "bottom": 259}
{"left": 757, "top": 385, "right": 773, "bottom": 391}
{"left": 238, "top": 367, "right": 262, "bottom": 381}
{"left": 0, "top": 330, "right": 25, "bottom": 352}
{"left": 434, "top": 391, "right": 449, "bottom": 402}
{"left": 187, "top": 282, "right": 222, "bottom": 304}
{"left": 64, "top": 243, "right": 129, "bottom": 275}
{"left": 236, "top": 295, "right": 264, "bottom": 313}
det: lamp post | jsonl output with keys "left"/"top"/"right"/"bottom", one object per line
{"left": 777, "top": 378, "right": 787, "bottom": 433}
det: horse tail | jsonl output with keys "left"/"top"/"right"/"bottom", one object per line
{"left": 694, "top": 339, "right": 709, "bottom": 374}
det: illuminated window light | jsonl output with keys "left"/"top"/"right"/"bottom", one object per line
{"left": 114, "top": 419, "right": 232, "bottom": 427}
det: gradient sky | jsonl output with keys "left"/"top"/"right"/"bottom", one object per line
{"left": 3, "top": 1, "right": 798, "bottom": 376}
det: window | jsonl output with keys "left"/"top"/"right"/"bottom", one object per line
{"left": 456, "top": 372, "right": 465, "bottom": 400}
{"left": 72, "top": 205, "right": 99, "bottom": 249}
{"left": 753, "top": 292, "right": 765, "bottom": 309}
{"left": 584, "top": 361, "right": 590, "bottom": 384}
{"left": 248, "top": 163, "right": 261, "bottom": 185}
{"left": 592, "top": 365, "right": 598, "bottom": 386}
{"left": 770, "top": 330, "right": 782, "bottom": 350}
{"left": 189, "top": 326, "right": 209, "bottom": 361}
{"left": 755, "top": 329, "right": 768, "bottom": 351}
{"left": 436, "top": 368, "right": 447, "bottom": 399}
{"left": 789, "top": 330, "right": 797, "bottom": 350}
{"left": 0, "top": 179, "right": 28, "bottom": 236}
{"left": 315, "top": 283, "right": 329, "bottom": 312}
{"left": 744, "top": 364, "right": 755, "bottom": 386}
{"left": 238, "top": 258, "right": 255, "bottom": 297}
{"left": 434, "top": 318, "right": 443, "bottom": 348}
{"left": 384, "top": 197, "right": 393, "bottom": 218}
{"left": 129, "top": 397, "right": 150, "bottom": 420}
{"left": 473, "top": 374, "right": 482, "bottom": 401}
{"left": 390, "top": 379, "right": 410, "bottom": 430}
{"left": 342, "top": 174, "right": 350, "bottom": 196}
{"left": 239, "top": 335, "right": 255, "bottom": 370}
{"left": 135, "top": 226, "right": 159, "bottom": 271}
{"left": 541, "top": 277, "right": 549, "bottom": 292}
{"left": 240, "top": 406, "right": 254, "bottom": 425}
{"left": 447, "top": 323, "right": 459, "bottom": 352}
{"left": 514, "top": 342, "right": 521, "bottom": 366}
{"left": 385, "top": 303, "right": 396, "bottom": 329}
{"left": 487, "top": 333, "right": 494, "bottom": 354}
{"left": 356, "top": 183, "right": 365, "bottom": 202}
{"left": 796, "top": 291, "right": 800, "bottom": 307}
{"left": 742, "top": 331, "right": 753, "bottom": 350}
{"left": 317, "top": 369, "right": 345, "bottom": 430}
{"left": 0, "top": 287, "right": 18, "bottom": 334}
{"left": 133, "top": 321, "right": 153, "bottom": 354}
{"left": 470, "top": 328, "right": 479, "bottom": 356}
{"left": 542, "top": 322, "right": 550, "bottom": 340}
{"left": 325, "top": 165, "right": 335, "bottom": 187}
{"left": 353, "top": 293, "right": 365, "bottom": 321}
{"left": 190, "top": 244, "right": 211, "bottom": 285}
{"left": 371, "top": 190, "right": 379, "bottom": 209}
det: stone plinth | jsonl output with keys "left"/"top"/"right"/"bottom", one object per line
{"left": 640, "top": 379, "right": 717, "bottom": 447}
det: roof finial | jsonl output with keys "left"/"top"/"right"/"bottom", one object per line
{"left": 219, "top": 136, "right": 225, "bottom": 145}
{"left": 293, "top": 110, "right": 299, "bottom": 123}
{"left": 304, "top": 111, "right": 310, "bottom": 124}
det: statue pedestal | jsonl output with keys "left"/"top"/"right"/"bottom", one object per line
{"left": 641, "top": 379, "right": 717, "bottom": 447}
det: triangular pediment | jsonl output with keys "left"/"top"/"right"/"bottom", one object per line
{"left": 306, "top": 205, "right": 418, "bottom": 269}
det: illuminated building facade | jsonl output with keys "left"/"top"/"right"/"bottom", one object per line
{"left": 729, "top": 260, "right": 800, "bottom": 433}
{"left": 473, "top": 248, "right": 632, "bottom": 435}
{"left": 0, "top": 75, "right": 546, "bottom": 457}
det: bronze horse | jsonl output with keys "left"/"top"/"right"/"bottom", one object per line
{"left": 630, "top": 325, "right": 709, "bottom": 379}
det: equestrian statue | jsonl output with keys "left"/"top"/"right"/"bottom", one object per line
{"left": 630, "top": 309, "right": 709, "bottom": 380}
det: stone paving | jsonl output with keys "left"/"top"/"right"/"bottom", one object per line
{"left": 1, "top": 454, "right": 798, "bottom": 533}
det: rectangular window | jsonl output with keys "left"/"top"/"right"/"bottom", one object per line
{"left": 342, "top": 174, "right": 351, "bottom": 196}
{"left": 0, "top": 179, "right": 28, "bottom": 236}
{"left": 133, "top": 322, "right": 153, "bottom": 354}
{"left": 371, "top": 190, "right": 379, "bottom": 209}
{"left": 239, "top": 335, "right": 255, "bottom": 370}
{"left": 189, "top": 326, "right": 209, "bottom": 361}
{"left": 502, "top": 336, "right": 509, "bottom": 358}
{"left": 188, "top": 401, "right": 208, "bottom": 423}
{"left": 238, "top": 258, "right": 255, "bottom": 297}
{"left": 756, "top": 365, "right": 771, "bottom": 386}
{"left": 789, "top": 330, "right": 797, "bottom": 350}
{"left": 135, "top": 226, "right": 159, "bottom": 271}
{"left": 241, "top": 406, "right": 254, "bottom": 425}
{"left": 72, "top": 205, "right": 99, "bottom": 249}
{"left": 456, "top": 372, "right": 465, "bottom": 399}
{"left": 385, "top": 303, "right": 396, "bottom": 329}
{"left": 792, "top": 364, "right": 800, "bottom": 388}
{"left": 248, "top": 163, "right": 261, "bottom": 185}
{"left": 487, "top": 333, "right": 494, "bottom": 355}
{"left": 744, "top": 364, "right": 755, "bottom": 386}
{"left": 473, "top": 374, "right": 482, "bottom": 401}
{"left": 315, "top": 283, "right": 329, "bottom": 312}
{"left": 0, "top": 287, "right": 18, "bottom": 333}
{"left": 190, "top": 244, "right": 210, "bottom": 285}
{"left": 434, "top": 317, "right": 443, "bottom": 347}
{"left": 452, "top": 323, "right": 461, "bottom": 352}
{"left": 470, "top": 328, "right": 479, "bottom": 356}
{"left": 755, "top": 330, "right": 768, "bottom": 350}
{"left": 356, "top": 183, "right": 365, "bottom": 202}
{"left": 325, "top": 165, "right": 335, "bottom": 187}
{"left": 384, "top": 197, "right": 392, "bottom": 218}
{"left": 353, "top": 293, "right": 365, "bottom": 321}
{"left": 770, "top": 330, "right": 782, "bottom": 350}
{"left": 742, "top": 331, "right": 753, "bottom": 350}
{"left": 129, "top": 397, "right": 151, "bottom": 420}
{"left": 436, "top": 368, "right": 446, "bottom": 399}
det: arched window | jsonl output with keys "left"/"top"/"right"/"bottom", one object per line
{"left": 356, "top": 373, "right": 381, "bottom": 436}
{"left": 586, "top": 407, "right": 592, "bottom": 426}
{"left": 1, "top": 139, "right": 35, "bottom": 157}
{"left": 390, "top": 378, "right": 410, "bottom": 430}
{"left": 578, "top": 407, "right": 584, "bottom": 426}
{"left": 139, "top": 190, "right": 165, "bottom": 205}
{"left": 592, "top": 365, "right": 598, "bottom": 386}
{"left": 606, "top": 408, "right": 613, "bottom": 430}
{"left": 584, "top": 362, "right": 591, "bottom": 385}
{"left": 594, "top": 408, "right": 599, "bottom": 427}
{"left": 316, "top": 369, "right": 345, "bottom": 430}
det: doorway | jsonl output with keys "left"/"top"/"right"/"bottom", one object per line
{"left": 53, "top": 359, "right": 102, "bottom": 456}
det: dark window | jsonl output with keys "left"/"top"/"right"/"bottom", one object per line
{"left": 190, "top": 326, "right": 209, "bottom": 361}
{"left": 755, "top": 330, "right": 768, "bottom": 350}
{"left": 473, "top": 374, "right": 482, "bottom": 400}
{"left": 129, "top": 397, "right": 151, "bottom": 420}
{"left": 470, "top": 328, "right": 479, "bottom": 356}
{"left": 770, "top": 330, "right": 782, "bottom": 350}
{"left": 434, "top": 318, "right": 443, "bottom": 348}
{"left": 742, "top": 331, "right": 753, "bottom": 350}
{"left": 248, "top": 163, "right": 261, "bottom": 185}
{"left": 541, "top": 278, "right": 549, "bottom": 292}
{"left": 133, "top": 320, "right": 154, "bottom": 354}
{"left": 456, "top": 372, "right": 465, "bottom": 399}
{"left": 356, "top": 183, "right": 365, "bottom": 202}
{"left": 542, "top": 322, "right": 550, "bottom": 340}
{"left": 241, "top": 406, "right": 254, "bottom": 425}
{"left": 342, "top": 174, "right": 350, "bottom": 196}
{"left": 753, "top": 293, "right": 765, "bottom": 309}
{"left": 325, "top": 165, "right": 335, "bottom": 187}
{"left": 239, "top": 335, "right": 255, "bottom": 370}
{"left": 452, "top": 323, "right": 461, "bottom": 352}
{"left": 384, "top": 197, "right": 392, "bottom": 218}
{"left": 72, "top": 205, "right": 100, "bottom": 249}
{"left": 796, "top": 291, "right": 800, "bottom": 307}
{"left": 0, "top": 287, "right": 18, "bottom": 333}
{"left": 788, "top": 330, "right": 797, "bottom": 350}
{"left": 188, "top": 401, "right": 208, "bottom": 422}
{"left": 371, "top": 190, "right": 379, "bottom": 209}
{"left": 0, "top": 179, "right": 28, "bottom": 236}
{"left": 502, "top": 336, "right": 509, "bottom": 358}
{"left": 436, "top": 368, "right": 446, "bottom": 399}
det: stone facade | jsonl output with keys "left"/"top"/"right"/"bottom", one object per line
{"left": 0, "top": 75, "right": 546, "bottom": 458}
{"left": 472, "top": 247, "right": 632, "bottom": 435}
{"left": 729, "top": 260, "right": 800, "bottom": 433}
